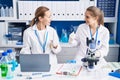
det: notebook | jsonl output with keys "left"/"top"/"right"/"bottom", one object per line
{"left": 19, "top": 54, "right": 51, "bottom": 72}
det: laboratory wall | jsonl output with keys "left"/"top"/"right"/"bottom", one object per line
{"left": 116, "top": 1, "right": 120, "bottom": 62}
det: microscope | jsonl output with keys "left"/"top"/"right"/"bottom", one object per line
{"left": 81, "top": 37, "right": 100, "bottom": 71}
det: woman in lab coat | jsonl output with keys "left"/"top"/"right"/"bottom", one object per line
{"left": 69, "top": 6, "right": 109, "bottom": 67}
{"left": 20, "top": 6, "right": 61, "bottom": 65}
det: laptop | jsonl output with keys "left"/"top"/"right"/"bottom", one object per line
{"left": 19, "top": 54, "right": 51, "bottom": 72}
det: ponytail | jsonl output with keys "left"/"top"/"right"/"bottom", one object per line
{"left": 99, "top": 10, "right": 104, "bottom": 26}
{"left": 30, "top": 17, "right": 36, "bottom": 27}
{"left": 30, "top": 6, "right": 49, "bottom": 27}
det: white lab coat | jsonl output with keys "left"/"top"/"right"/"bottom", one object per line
{"left": 71, "top": 23, "right": 110, "bottom": 65}
{"left": 20, "top": 24, "right": 61, "bottom": 65}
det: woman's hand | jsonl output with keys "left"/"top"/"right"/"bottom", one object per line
{"left": 50, "top": 40, "right": 58, "bottom": 49}
{"left": 95, "top": 51, "right": 101, "bottom": 58}
{"left": 69, "top": 32, "right": 75, "bottom": 44}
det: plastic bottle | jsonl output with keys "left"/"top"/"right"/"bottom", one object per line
{"left": 7, "top": 49, "right": 16, "bottom": 61}
{"left": 5, "top": 6, "right": 9, "bottom": 17}
{"left": 6, "top": 64, "right": 14, "bottom": 79}
{"left": 0, "top": 50, "right": 4, "bottom": 60}
{"left": 6, "top": 49, "right": 18, "bottom": 79}
{"left": 0, "top": 6, "right": 5, "bottom": 17}
{"left": 0, "top": 52, "right": 8, "bottom": 77}
{"left": 9, "top": 6, "right": 13, "bottom": 17}
{"left": 7, "top": 49, "right": 18, "bottom": 71}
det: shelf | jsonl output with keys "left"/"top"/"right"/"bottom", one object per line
{"left": 0, "top": 45, "right": 23, "bottom": 48}
{"left": 0, "top": 17, "right": 17, "bottom": 20}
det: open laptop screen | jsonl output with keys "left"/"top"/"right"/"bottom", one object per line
{"left": 19, "top": 54, "right": 51, "bottom": 72}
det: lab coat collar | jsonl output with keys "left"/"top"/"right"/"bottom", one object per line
{"left": 86, "top": 23, "right": 102, "bottom": 28}
{"left": 32, "top": 24, "right": 49, "bottom": 31}
{"left": 86, "top": 23, "right": 103, "bottom": 31}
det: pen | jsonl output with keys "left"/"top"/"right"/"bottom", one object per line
{"left": 32, "top": 72, "right": 42, "bottom": 75}
{"left": 26, "top": 76, "right": 32, "bottom": 79}
{"left": 42, "top": 74, "right": 52, "bottom": 77}
{"left": 25, "top": 74, "right": 52, "bottom": 79}
{"left": 17, "top": 74, "right": 30, "bottom": 77}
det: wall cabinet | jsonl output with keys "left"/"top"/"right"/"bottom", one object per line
{"left": 17, "top": 0, "right": 95, "bottom": 20}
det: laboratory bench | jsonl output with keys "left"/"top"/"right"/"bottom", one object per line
{"left": 0, "top": 62, "right": 120, "bottom": 80}
{"left": 0, "top": 43, "right": 119, "bottom": 63}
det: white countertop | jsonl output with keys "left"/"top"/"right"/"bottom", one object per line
{"left": 0, "top": 62, "right": 120, "bottom": 80}
{"left": 0, "top": 43, "right": 119, "bottom": 48}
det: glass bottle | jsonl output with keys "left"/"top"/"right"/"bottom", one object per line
{"left": 0, "top": 52, "right": 8, "bottom": 77}
{"left": 60, "top": 29, "right": 68, "bottom": 43}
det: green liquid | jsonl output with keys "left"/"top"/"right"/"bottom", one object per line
{"left": 1, "top": 64, "right": 8, "bottom": 77}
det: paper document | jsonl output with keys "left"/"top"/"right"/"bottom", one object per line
{"left": 56, "top": 64, "right": 82, "bottom": 76}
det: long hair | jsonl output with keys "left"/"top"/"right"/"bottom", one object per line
{"left": 30, "top": 6, "right": 49, "bottom": 26}
{"left": 86, "top": 6, "right": 104, "bottom": 25}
